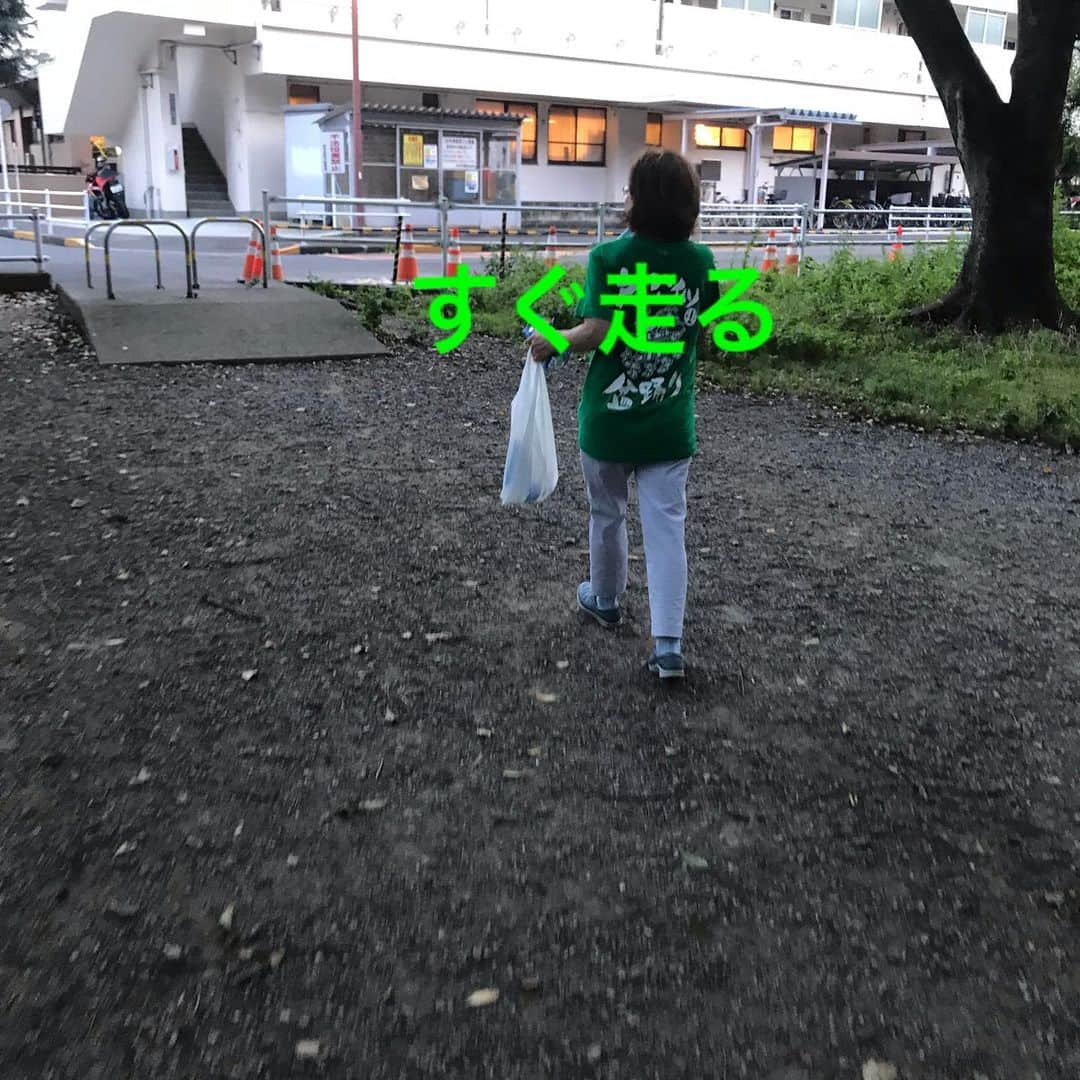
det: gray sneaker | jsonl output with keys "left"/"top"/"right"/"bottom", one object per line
{"left": 647, "top": 652, "right": 686, "bottom": 680}
{"left": 577, "top": 582, "right": 621, "bottom": 628}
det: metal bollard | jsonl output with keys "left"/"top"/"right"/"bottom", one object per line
{"left": 798, "top": 204, "right": 809, "bottom": 273}
{"left": 31, "top": 211, "right": 43, "bottom": 272}
{"left": 392, "top": 215, "right": 403, "bottom": 283}
{"left": 261, "top": 189, "right": 271, "bottom": 288}
{"left": 499, "top": 212, "right": 508, "bottom": 276}
{"left": 439, "top": 196, "right": 449, "bottom": 277}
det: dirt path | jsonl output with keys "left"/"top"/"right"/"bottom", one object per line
{"left": 1, "top": 292, "right": 1078, "bottom": 1079}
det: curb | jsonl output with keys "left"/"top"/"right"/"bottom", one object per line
{"left": 0, "top": 226, "right": 85, "bottom": 248}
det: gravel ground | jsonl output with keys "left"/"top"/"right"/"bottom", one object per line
{"left": 1, "top": 291, "right": 1078, "bottom": 1080}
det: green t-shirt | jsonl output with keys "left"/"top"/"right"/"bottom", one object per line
{"left": 576, "top": 233, "right": 718, "bottom": 464}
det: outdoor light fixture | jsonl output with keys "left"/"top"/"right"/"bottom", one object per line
{"left": 183, "top": 24, "right": 207, "bottom": 37}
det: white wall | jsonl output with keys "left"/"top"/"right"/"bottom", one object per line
{"left": 244, "top": 76, "right": 288, "bottom": 213}
{"left": 178, "top": 47, "right": 230, "bottom": 173}
{"left": 41, "top": 0, "right": 1016, "bottom": 156}
{"left": 222, "top": 61, "right": 248, "bottom": 213}
{"left": 218, "top": 65, "right": 289, "bottom": 215}
{"left": 285, "top": 106, "right": 331, "bottom": 204}
{"left": 155, "top": 45, "right": 187, "bottom": 214}
{"left": 112, "top": 41, "right": 186, "bottom": 215}
{"left": 259, "top": 0, "right": 1014, "bottom": 129}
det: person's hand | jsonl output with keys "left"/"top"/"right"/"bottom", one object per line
{"left": 528, "top": 335, "right": 558, "bottom": 364}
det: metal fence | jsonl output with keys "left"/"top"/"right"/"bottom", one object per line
{"left": 256, "top": 193, "right": 980, "bottom": 280}
{"left": 0, "top": 211, "right": 45, "bottom": 271}
{"left": 1, "top": 185, "right": 89, "bottom": 229}
{"left": 262, "top": 192, "right": 983, "bottom": 269}
{"left": 14, "top": 191, "right": 1080, "bottom": 297}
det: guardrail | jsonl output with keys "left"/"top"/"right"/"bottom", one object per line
{"left": 272, "top": 193, "right": 416, "bottom": 236}
{"left": 0, "top": 211, "right": 45, "bottom": 271}
{"left": 1, "top": 185, "right": 89, "bottom": 229}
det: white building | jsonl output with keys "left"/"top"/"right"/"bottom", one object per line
{"left": 35, "top": 0, "right": 1016, "bottom": 217}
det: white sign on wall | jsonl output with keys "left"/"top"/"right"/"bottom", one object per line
{"left": 323, "top": 132, "right": 346, "bottom": 175}
{"left": 442, "top": 135, "right": 478, "bottom": 170}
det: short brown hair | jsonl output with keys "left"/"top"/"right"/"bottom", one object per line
{"left": 626, "top": 149, "right": 700, "bottom": 243}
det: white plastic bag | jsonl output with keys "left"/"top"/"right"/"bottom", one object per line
{"left": 500, "top": 353, "right": 559, "bottom": 505}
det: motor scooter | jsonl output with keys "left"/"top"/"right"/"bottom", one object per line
{"left": 85, "top": 158, "right": 130, "bottom": 220}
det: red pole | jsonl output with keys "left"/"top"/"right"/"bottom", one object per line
{"left": 351, "top": 0, "right": 363, "bottom": 200}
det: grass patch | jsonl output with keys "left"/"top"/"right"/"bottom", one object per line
{"left": 701, "top": 225, "right": 1080, "bottom": 446}
{"left": 306, "top": 252, "right": 585, "bottom": 343}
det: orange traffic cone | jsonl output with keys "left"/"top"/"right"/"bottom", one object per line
{"left": 396, "top": 222, "right": 419, "bottom": 284}
{"left": 242, "top": 226, "right": 264, "bottom": 285}
{"left": 270, "top": 226, "right": 285, "bottom": 282}
{"left": 543, "top": 225, "right": 558, "bottom": 268}
{"left": 887, "top": 224, "right": 904, "bottom": 262}
{"left": 447, "top": 226, "right": 462, "bottom": 276}
{"left": 761, "top": 229, "right": 779, "bottom": 272}
{"left": 782, "top": 224, "right": 801, "bottom": 275}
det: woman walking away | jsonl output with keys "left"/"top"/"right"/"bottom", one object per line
{"left": 529, "top": 149, "right": 718, "bottom": 680}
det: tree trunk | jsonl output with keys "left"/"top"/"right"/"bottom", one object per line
{"left": 896, "top": 0, "right": 1079, "bottom": 333}
{"left": 919, "top": 123, "right": 1072, "bottom": 332}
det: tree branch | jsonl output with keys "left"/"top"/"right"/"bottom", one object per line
{"left": 1010, "top": 1, "right": 1078, "bottom": 136}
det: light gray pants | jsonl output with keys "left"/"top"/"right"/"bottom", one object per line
{"left": 580, "top": 451, "right": 691, "bottom": 639}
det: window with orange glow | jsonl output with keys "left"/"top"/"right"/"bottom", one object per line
{"left": 772, "top": 125, "right": 816, "bottom": 152}
{"left": 693, "top": 124, "right": 747, "bottom": 150}
{"left": 475, "top": 99, "right": 537, "bottom": 162}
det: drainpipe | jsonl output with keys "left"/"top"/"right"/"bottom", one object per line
{"left": 140, "top": 70, "right": 157, "bottom": 216}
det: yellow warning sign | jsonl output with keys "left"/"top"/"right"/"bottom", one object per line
{"left": 402, "top": 133, "right": 424, "bottom": 167}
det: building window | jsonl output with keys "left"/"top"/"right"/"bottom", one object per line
{"left": 645, "top": 112, "right": 663, "bottom": 147}
{"left": 547, "top": 105, "right": 607, "bottom": 166}
{"left": 897, "top": 128, "right": 927, "bottom": 143}
{"left": 720, "top": 0, "right": 772, "bottom": 11}
{"left": 773, "top": 125, "right": 816, "bottom": 153}
{"left": 288, "top": 83, "right": 321, "bottom": 106}
{"left": 693, "top": 123, "right": 747, "bottom": 150}
{"left": 833, "top": 0, "right": 881, "bottom": 30}
{"left": 965, "top": 8, "right": 1006, "bottom": 46}
{"left": 475, "top": 100, "right": 537, "bottom": 163}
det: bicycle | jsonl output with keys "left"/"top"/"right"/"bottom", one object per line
{"left": 829, "top": 197, "right": 858, "bottom": 231}
{"left": 857, "top": 200, "right": 888, "bottom": 230}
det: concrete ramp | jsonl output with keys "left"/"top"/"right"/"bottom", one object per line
{"left": 57, "top": 284, "right": 386, "bottom": 366}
